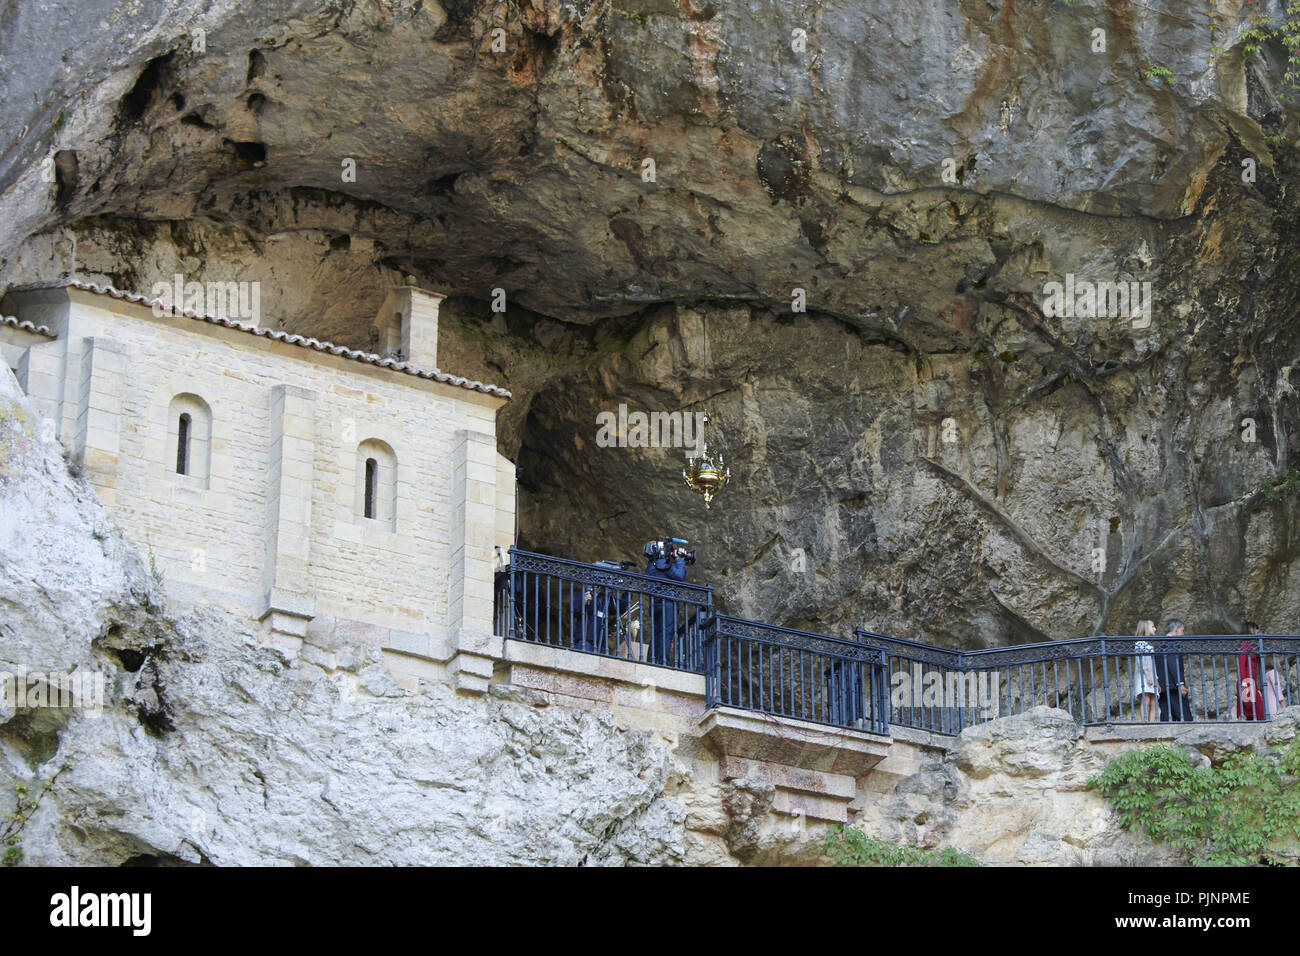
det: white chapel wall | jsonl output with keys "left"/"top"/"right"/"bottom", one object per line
{"left": 7, "top": 287, "right": 509, "bottom": 672}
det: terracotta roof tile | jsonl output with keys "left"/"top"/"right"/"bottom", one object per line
{"left": 60, "top": 280, "right": 511, "bottom": 399}
{"left": 1, "top": 314, "right": 56, "bottom": 338}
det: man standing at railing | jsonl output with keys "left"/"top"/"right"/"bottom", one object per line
{"left": 645, "top": 538, "right": 690, "bottom": 666}
{"left": 1156, "top": 619, "right": 1193, "bottom": 722}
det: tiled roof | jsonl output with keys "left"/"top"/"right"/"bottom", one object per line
{"left": 1, "top": 314, "right": 56, "bottom": 338}
{"left": 59, "top": 280, "right": 511, "bottom": 399}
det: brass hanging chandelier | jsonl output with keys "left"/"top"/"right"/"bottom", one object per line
{"left": 683, "top": 423, "right": 730, "bottom": 508}
{"left": 681, "top": 315, "right": 731, "bottom": 508}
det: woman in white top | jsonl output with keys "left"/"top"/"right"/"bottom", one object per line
{"left": 1247, "top": 622, "right": 1288, "bottom": 718}
{"left": 1134, "top": 620, "right": 1159, "bottom": 722}
{"left": 1264, "top": 667, "right": 1286, "bottom": 719}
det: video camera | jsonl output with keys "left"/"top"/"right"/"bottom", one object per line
{"left": 644, "top": 537, "right": 696, "bottom": 565}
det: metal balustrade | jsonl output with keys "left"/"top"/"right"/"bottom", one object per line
{"left": 853, "top": 632, "right": 968, "bottom": 734}
{"left": 491, "top": 548, "right": 1299, "bottom": 738}
{"left": 859, "top": 629, "right": 1300, "bottom": 735}
{"left": 495, "top": 548, "right": 714, "bottom": 673}
{"left": 703, "top": 614, "right": 889, "bottom": 733}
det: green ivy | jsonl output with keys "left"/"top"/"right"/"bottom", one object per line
{"left": 1089, "top": 739, "right": 1300, "bottom": 866}
{"left": 824, "top": 826, "right": 981, "bottom": 867}
{"left": 1280, "top": 3, "right": 1300, "bottom": 100}
{"left": 1240, "top": 27, "right": 1273, "bottom": 56}
{"left": 1214, "top": 0, "right": 1300, "bottom": 102}
{"left": 1261, "top": 466, "right": 1300, "bottom": 501}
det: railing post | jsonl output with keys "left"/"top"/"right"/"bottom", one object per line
{"left": 956, "top": 650, "right": 966, "bottom": 733}
{"left": 698, "top": 584, "right": 715, "bottom": 674}
{"left": 506, "top": 546, "right": 518, "bottom": 641}
{"left": 702, "top": 612, "right": 717, "bottom": 710}
{"left": 1100, "top": 638, "right": 1109, "bottom": 724}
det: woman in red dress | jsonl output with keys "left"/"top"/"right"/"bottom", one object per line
{"left": 1236, "top": 637, "right": 1267, "bottom": 721}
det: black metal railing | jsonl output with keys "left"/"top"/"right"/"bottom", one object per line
{"left": 854, "top": 631, "right": 970, "bottom": 734}
{"left": 491, "top": 548, "right": 1300, "bottom": 739}
{"left": 704, "top": 614, "right": 889, "bottom": 733}
{"left": 859, "top": 628, "right": 1300, "bottom": 735}
{"left": 495, "top": 548, "right": 714, "bottom": 673}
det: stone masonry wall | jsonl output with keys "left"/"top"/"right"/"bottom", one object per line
{"left": 9, "top": 287, "right": 508, "bottom": 668}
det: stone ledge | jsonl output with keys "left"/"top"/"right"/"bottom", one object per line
{"left": 718, "top": 755, "right": 856, "bottom": 799}
{"left": 262, "top": 588, "right": 316, "bottom": 620}
{"left": 771, "top": 789, "right": 851, "bottom": 824}
{"left": 697, "top": 706, "right": 890, "bottom": 777}
{"left": 1083, "top": 722, "right": 1273, "bottom": 743}
{"left": 503, "top": 639, "right": 706, "bottom": 697}
{"left": 455, "top": 628, "right": 503, "bottom": 657}
{"left": 887, "top": 723, "right": 960, "bottom": 751}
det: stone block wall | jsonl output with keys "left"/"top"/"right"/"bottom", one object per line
{"left": 5, "top": 286, "right": 511, "bottom": 677}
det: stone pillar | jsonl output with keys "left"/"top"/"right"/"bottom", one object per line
{"left": 73, "top": 337, "right": 126, "bottom": 506}
{"left": 401, "top": 287, "right": 442, "bottom": 369}
{"left": 372, "top": 285, "right": 443, "bottom": 369}
{"left": 448, "top": 428, "right": 502, "bottom": 693}
{"left": 17, "top": 341, "right": 67, "bottom": 450}
{"left": 260, "top": 384, "right": 317, "bottom": 656}
{"left": 495, "top": 453, "right": 517, "bottom": 556}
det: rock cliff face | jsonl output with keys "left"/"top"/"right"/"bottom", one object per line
{"left": 5, "top": 362, "right": 1295, "bottom": 865}
{"left": 4, "top": 0, "right": 1300, "bottom": 647}
{"left": 2, "top": 0, "right": 1300, "bottom": 864}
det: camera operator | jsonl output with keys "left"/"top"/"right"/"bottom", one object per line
{"left": 644, "top": 538, "right": 694, "bottom": 666}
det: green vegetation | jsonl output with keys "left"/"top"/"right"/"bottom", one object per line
{"left": 1282, "top": 5, "right": 1300, "bottom": 101}
{"left": 1090, "top": 740, "right": 1300, "bottom": 866}
{"left": 1143, "top": 65, "right": 1176, "bottom": 86}
{"left": 2, "top": 778, "right": 55, "bottom": 867}
{"left": 149, "top": 551, "right": 165, "bottom": 588}
{"left": 1261, "top": 466, "right": 1300, "bottom": 501}
{"left": 1208, "top": 0, "right": 1300, "bottom": 101}
{"left": 825, "top": 826, "right": 981, "bottom": 867}
{"left": 1240, "top": 26, "right": 1273, "bottom": 57}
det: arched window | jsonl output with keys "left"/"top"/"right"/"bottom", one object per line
{"left": 355, "top": 439, "right": 397, "bottom": 528}
{"left": 167, "top": 394, "right": 212, "bottom": 486}
{"left": 364, "top": 457, "right": 378, "bottom": 519}
{"left": 176, "top": 413, "right": 192, "bottom": 474}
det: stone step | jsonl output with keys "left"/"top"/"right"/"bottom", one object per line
{"left": 772, "top": 789, "right": 850, "bottom": 824}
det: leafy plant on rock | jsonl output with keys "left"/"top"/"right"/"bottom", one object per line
{"left": 1090, "top": 739, "right": 1300, "bottom": 866}
{"left": 825, "top": 825, "right": 980, "bottom": 867}
{"left": 1262, "top": 466, "right": 1300, "bottom": 501}
{"left": 1144, "top": 65, "right": 1176, "bottom": 86}
{"left": 2, "top": 777, "right": 56, "bottom": 867}
{"left": 1218, "top": 0, "right": 1300, "bottom": 101}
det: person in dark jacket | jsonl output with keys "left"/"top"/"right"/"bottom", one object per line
{"left": 573, "top": 586, "right": 629, "bottom": 654}
{"left": 1156, "top": 619, "right": 1194, "bottom": 721}
{"left": 645, "top": 547, "right": 688, "bottom": 666}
